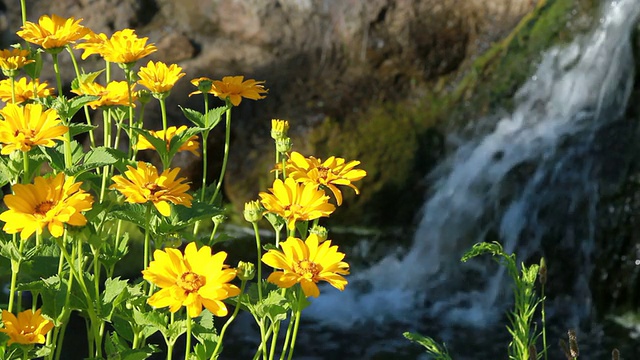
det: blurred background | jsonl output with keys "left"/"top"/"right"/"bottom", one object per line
{"left": 2, "top": 0, "right": 640, "bottom": 359}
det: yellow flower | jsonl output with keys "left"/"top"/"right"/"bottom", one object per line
{"left": 0, "top": 77, "right": 55, "bottom": 104}
{"left": 110, "top": 161, "right": 193, "bottom": 216}
{"left": 74, "top": 30, "right": 108, "bottom": 60}
{"left": 0, "top": 103, "right": 68, "bottom": 154}
{"left": 271, "top": 119, "right": 289, "bottom": 140}
{"left": 286, "top": 151, "right": 367, "bottom": 206}
{"left": 262, "top": 234, "right": 349, "bottom": 298}
{"left": 0, "top": 173, "right": 94, "bottom": 240}
{"left": 142, "top": 242, "right": 240, "bottom": 317}
{"left": 0, "top": 309, "right": 54, "bottom": 345}
{"left": 210, "top": 76, "right": 268, "bottom": 106}
{"left": 17, "top": 14, "right": 91, "bottom": 50}
{"left": 137, "top": 61, "right": 185, "bottom": 95}
{"left": 0, "top": 48, "right": 34, "bottom": 72}
{"left": 71, "top": 80, "right": 137, "bottom": 109}
{"left": 259, "top": 177, "right": 335, "bottom": 230}
{"left": 96, "top": 29, "right": 157, "bottom": 64}
{"left": 135, "top": 125, "right": 200, "bottom": 156}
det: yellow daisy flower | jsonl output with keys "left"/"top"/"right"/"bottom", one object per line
{"left": 110, "top": 161, "right": 193, "bottom": 216}
{"left": 210, "top": 76, "right": 268, "bottom": 106}
{"left": 97, "top": 29, "right": 157, "bottom": 64}
{"left": 0, "top": 48, "right": 34, "bottom": 73}
{"left": 262, "top": 234, "right": 349, "bottom": 298}
{"left": 71, "top": 80, "right": 137, "bottom": 109}
{"left": 258, "top": 177, "right": 335, "bottom": 230}
{"left": 0, "top": 173, "right": 94, "bottom": 240}
{"left": 137, "top": 60, "right": 185, "bottom": 95}
{"left": 17, "top": 14, "right": 91, "bottom": 50}
{"left": 0, "top": 103, "right": 68, "bottom": 154}
{"left": 0, "top": 77, "right": 55, "bottom": 104}
{"left": 135, "top": 125, "right": 200, "bottom": 156}
{"left": 142, "top": 242, "right": 240, "bottom": 317}
{"left": 0, "top": 309, "right": 54, "bottom": 345}
{"left": 74, "top": 30, "right": 108, "bottom": 60}
{"left": 285, "top": 151, "right": 367, "bottom": 206}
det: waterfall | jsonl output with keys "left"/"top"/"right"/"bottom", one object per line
{"left": 305, "top": 0, "right": 640, "bottom": 335}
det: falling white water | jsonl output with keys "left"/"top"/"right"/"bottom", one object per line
{"left": 306, "top": 0, "right": 640, "bottom": 331}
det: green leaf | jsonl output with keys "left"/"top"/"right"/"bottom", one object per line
{"left": 166, "top": 126, "right": 205, "bottom": 159}
{"left": 179, "top": 106, "right": 205, "bottom": 127}
{"left": 110, "top": 203, "right": 149, "bottom": 230}
{"left": 103, "top": 277, "right": 129, "bottom": 304}
{"left": 403, "top": 332, "right": 452, "bottom": 360}
{"left": 70, "top": 69, "right": 105, "bottom": 91}
{"left": 204, "top": 106, "right": 227, "bottom": 129}
{"left": 156, "top": 201, "right": 224, "bottom": 234}
{"left": 126, "top": 126, "right": 170, "bottom": 161}
{"left": 68, "top": 146, "right": 124, "bottom": 176}
{"left": 0, "top": 240, "right": 22, "bottom": 262}
{"left": 69, "top": 123, "right": 98, "bottom": 137}
{"left": 41, "top": 146, "right": 66, "bottom": 172}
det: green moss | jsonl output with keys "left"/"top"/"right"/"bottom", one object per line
{"left": 305, "top": 100, "right": 444, "bottom": 226}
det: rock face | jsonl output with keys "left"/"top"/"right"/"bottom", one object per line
{"left": 0, "top": 0, "right": 537, "bottom": 227}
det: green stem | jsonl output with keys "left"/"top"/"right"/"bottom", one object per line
{"left": 253, "top": 222, "right": 263, "bottom": 302}
{"left": 286, "top": 309, "right": 302, "bottom": 360}
{"left": 211, "top": 280, "right": 247, "bottom": 359}
{"left": 541, "top": 285, "right": 548, "bottom": 360}
{"left": 166, "top": 312, "right": 174, "bottom": 360}
{"left": 185, "top": 312, "right": 192, "bottom": 360}
{"left": 210, "top": 107, "right": 232, "bottom": 205}
{"left": 274, "top": 148, "right": 280, "bottom": 180}
{"left": 279, "top": 310, "right": 295, "bottom": 360}
{"left": 143, "top": 203, "right": 153, "bottom": 271}
{"left": 10, "top": 75, "right": 15, "bottom": 105}
{"left": 20, "top": 0, "right": 27, "bottom": 27}
{"left": 159, "top": 98, "right": 170, "bottom": 169}
{"left": 268, "top": 321, "right": 280, "bottom": 360}
{"left": 208, "top": 218, "right": 220, "bottom": 245}
{"left": 8, "top": 234, "right": 25, "bottom": 313}
{"left": 66, "top": 45, "right": 96, "bottom": 147}
{"left": 125, "top": 67, "right": 135, "bottom": 160}
{"left": 54, "top": 234, "right": 102, "bottom": 358}
{"left": 22, "top": 150, "right": 29, "bottom": 184}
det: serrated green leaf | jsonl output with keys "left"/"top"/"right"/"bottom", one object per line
{"left": 69, "top": 123, "right": 98, "bottom": 137}
{"left": 110, "top": 203, "right": 149, "bottom": 229}
{"left": 103, "top": 277, "right": 129, "bottom": 304}
{"left": 71, "top": 69, "right": 105, "bottom": 90}
{"left": 0, "top": 240, "right": 22, "bottom": 262}
{"left": 179, "top": 106, "right": 205, "bottom": 127}
{"left": 68, "top": 146, "right": 123, "bottom": 175}
{"left": 156, "top": 201, "right": 223, "bottom": 234}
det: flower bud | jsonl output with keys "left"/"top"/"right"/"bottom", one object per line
{"left": 309, "top": 225, "right": 329, "bottom": 242}
{"left": 271, "top": 119, "right": 289, "bottom": 140}
{"left": 163, "top": 233, "right": 182, "bottom": 248}
{"left": 212, "top": 214, "right": 227, "bottom": 226}
{"left": 137, "top": 89, "right": 153, "bottom": 105}
{"left": 275, "top": 137, "right": 292, "bottom": 154}
{"left": 237, "top": 261, "right": 256, "bottom": 281}
{"left": 539, "top": 257, "right": 547, "bottom": 285}
{"left": 243, "top": 200, "right": 264, "bottom": 223}
{"left": 195, "top": 78, "right": 213, "bottom": 93}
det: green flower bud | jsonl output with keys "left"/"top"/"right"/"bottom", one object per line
{"left": 244, "top": 200, "right": 264, "bottom": 223}
{"left": 137, "top": 89, "right": 153, "bottom": 105}
{"left": 163, "top": 233, "right": 182, "bottom": 248}
{"left": 237, "top": 261, "right": 256, "bottom": 281}
{"left": 275, "top": 137, "right": 292, "bottom": 154}
{"left": 309, "top": 225, "right": 329, "bottom": 242}
{"left": 212, "top": 214, "right": 227, "bottom": 226}
{"left": 196, "top": 79, "right": 213, "bottom": 93}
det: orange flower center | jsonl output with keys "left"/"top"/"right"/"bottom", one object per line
{"left": 34, "top": 201, "right": 55, "bottom": 216}
{"left": 293, "top": 259, "right": 322, "bottom": 280}
{"left": 177, "top": 271, "right": 205, "bottom": 293}
{"left": 144, "top": 182, "right": 164, "bottom": 195}
{"left": 317, "top": 166, "right": 330, "bottom": 179}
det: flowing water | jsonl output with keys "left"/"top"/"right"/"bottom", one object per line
{"left": 293, "top": 0, "right": 640, "bottom": 358}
